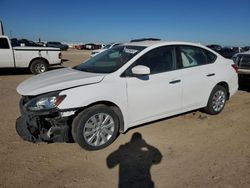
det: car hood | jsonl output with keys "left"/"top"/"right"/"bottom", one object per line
{"left": 17, "top": 68, "right": 106, "bottom": 96}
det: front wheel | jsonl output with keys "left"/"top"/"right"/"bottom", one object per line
{"left": 72, "top": 105, "right": 119, "bottom": 150}
{"left": 203, "top": 85, "right": 227, "bottom": 115}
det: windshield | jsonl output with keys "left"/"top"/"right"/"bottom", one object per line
{"left": 75, "top": 45, "right": 145, "bottom": 73}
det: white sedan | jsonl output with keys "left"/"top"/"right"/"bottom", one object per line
{"left": 16, "top": 41, "right": 238, "bottom": 150}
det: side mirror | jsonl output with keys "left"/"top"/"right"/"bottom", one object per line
{"left": 131, "top": 65, "right": 150, "bottom": 75}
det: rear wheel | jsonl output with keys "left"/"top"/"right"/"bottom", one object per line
{"left": 30, "top": 59, "right": 48, "bottom": 74}
{"left": 72, "top": 105, "right": 119, "bottom": 150}
{"left": 204, "top": 85, "right": 227, "bottom": 115}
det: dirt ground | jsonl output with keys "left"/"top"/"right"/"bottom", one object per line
{"left": 0, "top": 49, "right": 249, "bottom": 188}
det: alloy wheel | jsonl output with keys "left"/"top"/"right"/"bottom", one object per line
{"left": 83, "top": 113, "right": 115, "bottom": 146}
{"left": 212, "top": 90, "right": 226, "bottom": 112}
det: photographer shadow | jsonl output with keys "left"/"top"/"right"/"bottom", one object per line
{"left": 107, "top": 132, "right": 162, "bottom": 188}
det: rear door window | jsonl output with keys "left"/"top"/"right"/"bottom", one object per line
{"left": 177, "top": 45, "right": 216, "bottom": 68}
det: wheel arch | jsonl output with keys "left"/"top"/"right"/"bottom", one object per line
{"left": 216, "top": 81, "right": 230, "bottom": 99}
{"left": 74, "top": 100, "right": 125, "bottom": 133}
{"left": 29, "top": 57, "right": 49, "bottom": 68}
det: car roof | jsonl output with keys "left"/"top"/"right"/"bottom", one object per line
{"left": 236, "top": 50, "right": 250, "bottom": 55}
{"left": 123, "top": 40, "right": 206, "bottom": 48}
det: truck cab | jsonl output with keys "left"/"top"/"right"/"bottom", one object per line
{"left": 0, "top": 36, "right": 14, "bottom": 67}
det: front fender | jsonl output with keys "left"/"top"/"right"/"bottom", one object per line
{"left": 58, "top": 79, "right": 128, "bottom": 129}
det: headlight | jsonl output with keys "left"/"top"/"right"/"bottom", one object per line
{"left": 25, "top": 95, "right": 66, "bottom": 111}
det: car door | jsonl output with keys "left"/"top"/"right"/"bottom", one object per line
{"left": 125, "top": 46, "right": 182, "bottom": 125}
{"left": 176, "top": 45, "right": 217, "bottom": 111}
{"left": 0, "top": 37, "right": 15, "bottom": 67}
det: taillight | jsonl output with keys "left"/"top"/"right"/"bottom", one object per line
{"left": 231, "top": 64, "right": 238, "bottom": 73}
{"left": 58, "top": 52, "right": 62, "bottom": 59}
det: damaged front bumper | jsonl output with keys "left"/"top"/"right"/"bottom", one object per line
{"left": 16, "top": 96, "right": 77, "bottom": 143}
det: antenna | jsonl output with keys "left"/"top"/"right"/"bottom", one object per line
{"left": 0, "top": 20, "right": 4, "bottom": 35}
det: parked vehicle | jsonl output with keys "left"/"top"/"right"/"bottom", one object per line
{"left": 130, "top": 38, "right": 161, "bottom": 42}
{"left": 19, "top": 39, "right": 41, "bottom": 47}
{"left": 242, "top": 46, "right": 250, "bottom": 52}
{"left": 84, "top": 43, "right": 95, "bottom": 50}
{"left": 206, "top": 44, "right": 222, "bottom": 53}
{"left": 75, "top": 44, "right": 85, "bottom": 50}
{"left": 91, "top": 42, "right": 121, "bottom": 57}
{"left": 219, "top": 47, "right": 241, "bottom": 59}
{"left": 10, "top": 38, "right": 19, "bottom": 47}
{"left": 16, "top": 41, "right": 238, "bottom": 150}
{"left": 232, "top": 51, "right": 250, "bottom": 75}
{"left": 46, "top": 41, "right": 69, "bottom": 51}
{"left": 36, "top": 41, "right": 46, "bottom": 47}
{"left": 85, "top": 43, "right": 103, "bottom": 50}
{"left": 0, "top": 36, "right": 62, "bottom": 74}
{"left": 10, "top": 38, "right": 42, "bottom": 47}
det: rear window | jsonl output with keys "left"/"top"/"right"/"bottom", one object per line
{"left": 0, "top": 38, "right": 10, "bottom": 49}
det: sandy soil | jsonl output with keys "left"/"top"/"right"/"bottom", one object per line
{"left": 0, "top": 49, "right": 249, "bottom": 188}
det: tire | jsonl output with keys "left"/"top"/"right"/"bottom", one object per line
{"left": 30, "top": 59, "right": 48, "bottom": 74}
{"left": 72, "top": 105, "right": 120, "bottom": 150}
{"left": 203, "top": 85, "right": 227, "bottom": 115}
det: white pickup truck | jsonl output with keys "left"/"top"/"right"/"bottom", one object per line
{"left": 0, "top": 35, "right": 62, "bottom": 74}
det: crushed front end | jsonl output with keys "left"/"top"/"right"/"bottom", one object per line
{"left": 16, "top": 94, "right": 76, "bottom": 143}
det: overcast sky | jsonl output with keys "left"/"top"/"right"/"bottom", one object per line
{"left": 0, "top": 0, "right": 250, "bottom": 46}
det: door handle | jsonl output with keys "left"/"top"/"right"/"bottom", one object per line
{"left": 206, "top": 73, "right": 215, "bottom": 77}
{"left": 169, "top": 80, "right": 181, "bottom": 84}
